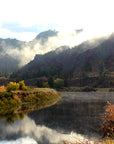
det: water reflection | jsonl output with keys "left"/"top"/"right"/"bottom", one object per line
{"left": 0, "top": 92, "right": 113, "bottom": 144}
{"left": 0, "top": 116, "right": 92, "bottom": 144}
{"left": 0, "top": 137, "right": 37, "bottom": 144}
{"left": 0, "top": 98, "right": 60, "bottom": 123}
{"left": 28, "top": 101, "right": 105, "bottom": 138}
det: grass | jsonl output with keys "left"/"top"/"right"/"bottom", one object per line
{"left": 60, "top": 86, "right": 96, "bottom": 92}
{"left": 97, "top": 88, "right": 112, "bottom": 92}
{"left": 0, "top": 87, "right": 61, "bottom": 106}
{"left": 60, "top": 87, "right": 114, "bottom": 92}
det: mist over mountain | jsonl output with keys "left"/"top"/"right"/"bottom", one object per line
{"left": 11, "top": 33, "right": 114, "bottom": 85}
{"left": 0, "top": 29, "right": 111, "bottom": 74}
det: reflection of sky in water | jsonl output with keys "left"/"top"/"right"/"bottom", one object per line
{"left": 0, "top": 92, "right": 113, "bottom": 144}
{"left": 0, "top": 137, "right": 37, "bottom": 144}
{"left": 0, "top": 116, "right": 93, "bottom": 144}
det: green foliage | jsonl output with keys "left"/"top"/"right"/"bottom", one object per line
{"left": 6, "top": 81, "right": 27, "bottom": 92}
{"left": 54, "top": 78, "right": 64, "bottom": 89}
{"left": 6, "top": 82, "right": 19, "bottom": 92}
{"left": 60, "top": 86, "right": 96, "bottom": 92}
{"left": 43, "top": 82, "right": 49, "bottom": 88}
{"left": 79, "top": 72, "right": 89, "bottom": 86}
{"left": 82, "top": 86, "right": 96, "bottom": 92}
{"left": 83, "top": 60, "right": 92, "bottom": 72}
{"left": 0, "top": 91, "right": 17, "bottom": 106}
{"left": 19, "top": 80, "right": 27, "bottom": 90}
{"left": 64, "top": 78, "right": 68, "bottom": 87}
{"left": 36, "top": 79, "right": 43, "bottom": 87}
{"left": 48, "top": 77, "right": 54, "bottom": 88}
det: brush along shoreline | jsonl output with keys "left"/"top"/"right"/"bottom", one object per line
{"left": 0, "top": 87, "right": 61, "bottom": 106}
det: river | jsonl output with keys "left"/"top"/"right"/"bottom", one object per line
{"left": 0, "top": 92, "right": 114, "bottom": 144}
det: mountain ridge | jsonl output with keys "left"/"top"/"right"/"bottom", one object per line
{"left": 0, "top": 30, "right": 112, "bottom": 75}
{"left": 11, "top": 33, "right": 114, "bottom": 85}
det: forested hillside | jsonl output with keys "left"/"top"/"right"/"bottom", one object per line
{"left": 10, "top": 33, "right": 114, "bottom": 88}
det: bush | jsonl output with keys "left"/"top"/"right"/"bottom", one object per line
{"left": 82, "top": 86, "right": 96, "bottom": 92}
{"left": 19, "top": 80, "right": 27, "bottom": 90}
{"left": 6, "top": 81, "right": 27, "bottom": 92}
{"left": 109, "top": 88, "right": 114, "bottom": 92}
{"left": 101, "top": 102, "right": 114, "bottom": 138}
{"left": 48, "top": 77, "right": 54, "bottom": 88}
{"left": 43, "top": 82, "right": 49, "bottom": 88}
{"left": 7, "top": 82, "right": 19, "bottom": 92}
{"left": 54, "top": 78, "right": 64, "bottom": 89}
{"left": 36, "top": 79, "right": 43, "bottom": 88}
{"left": 0, "top": 86, "right": 6, "bottom": 91}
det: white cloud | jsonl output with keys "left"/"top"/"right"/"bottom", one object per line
{"left": 0, "top": 27, "right": 37, "bottom": 41}
{"left": 0, "top": 0, "right": 114, "bottom": 41}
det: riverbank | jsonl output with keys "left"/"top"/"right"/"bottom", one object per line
{"left": 59, "top": 87, "right": 114, "bottom": 92}
{"left": 0, "top": 88, "right": 61, "bottom": 106}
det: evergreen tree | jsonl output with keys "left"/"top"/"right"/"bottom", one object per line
{"left": 48, "top": 77, "right": 54, "bottom": 88}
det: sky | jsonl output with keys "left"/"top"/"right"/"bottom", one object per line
{"left": 0, "top": 0, "right": 114, "bottom": 41}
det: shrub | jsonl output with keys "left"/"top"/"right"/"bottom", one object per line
{"left": 6, "top": 82, "right": 19, "bottom": 92}
{"left": 48, "top": 77, "right": 54, "bottom": 88}
{"left": 82, "top": 86, "right": 96, "bottom": 92}
{"left": 36, "top": 79, "right": 43, "bottom": 88}
{"left": 6, "top": 81, "right": 27, "bottom": 92}
{"left": 19, "top": 80, "right": 27, "bottom": 90}
{"left": 54, "top": 78, "right": 64, "bottom": 89}
{"left": 0, "top": 86, "right": 6, "bottom": 91}
{"left": 43, "top": 82, "right": 49, "bottom": 88}
{"left": 109, "top": 88, "right": 114, "bottom": 92}
{"left": 101, "top": 102, "right": 114, "bottom": 138}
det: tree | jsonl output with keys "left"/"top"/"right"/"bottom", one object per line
{"left": 36, "top": 79, "right": 43, "bottom": 87}
{"left": 64, "top": 78, "right": 68, "bottom": 87}
{"left": 98, "top": 63, "right": 106, "bottom": 84}
{"left": 54, "top": 78, "right": 64, "bottom": 89}
{"left": 48, "top": 77, "right": 54, "bottom": 88}
{"left": 19, "top": 80, "right": 27, "bottom": 90}
{"left": 79, "top": 72, "right": 89, "bottom": 86}
{"left": 83, "top": 61, "right": 92, "bottom": 72}
{"left": 43, "top": 82, "right": 49, "bottom": 88}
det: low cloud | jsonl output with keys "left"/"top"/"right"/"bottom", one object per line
{"left": 1, "top": 29, "right": 111, "bottom": 67}
{"left": 0, "top": 116, "right": 97, "bottom": 144}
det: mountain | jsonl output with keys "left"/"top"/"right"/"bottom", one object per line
{"left": 11, "top": 33, "right": 114, "bottom": 85}
{"left": 0, "top": 38, "right": 25, "bottom": 74}
{"left": 0, "top": 29, "right": 110, "bottom": 75}
{"left": 35, "top": 30, "right": 58, "bottom": 44}
{"left": 0, "top": 54, "right": 19, "bottom": 73}
{"left": 0, "top": 30, "right": 58, "bottom": 74}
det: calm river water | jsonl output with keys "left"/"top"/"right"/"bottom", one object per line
{"left": 0, "top": 92, "right": 114, "bottom": 144}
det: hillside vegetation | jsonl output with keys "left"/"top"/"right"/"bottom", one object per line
{"left": 10, "top": 33, "right": 114, "bottom": 88}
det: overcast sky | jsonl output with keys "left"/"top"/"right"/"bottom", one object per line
{"left": 0, "top": 0, "right": 114, "bottom": 41}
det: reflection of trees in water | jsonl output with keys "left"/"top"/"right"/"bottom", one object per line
{"left": 29, "top": 101, "right": 105, "bottom": 137}
{"left": 0, "top": 98, "right": 60, "bottom": 123}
